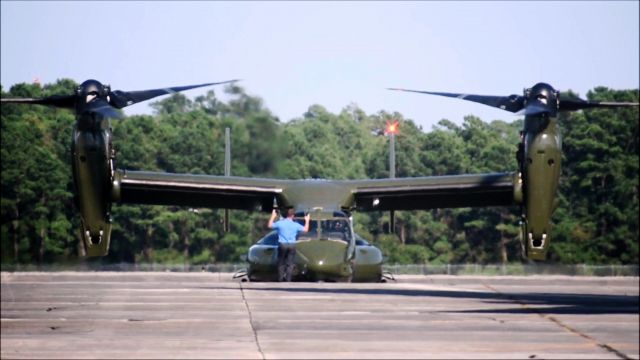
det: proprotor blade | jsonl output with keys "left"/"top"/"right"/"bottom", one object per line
{"left": 108, "top": 79, "right": 241, "bottom": 109}
{"left": 559, "top": 98, "right": 639, "bottom": 111}
{"left": 0, "top": 94, "right": 76, "bottom": 108}
{"left": 387, "top": 87, "right": 525, "bottom": 113}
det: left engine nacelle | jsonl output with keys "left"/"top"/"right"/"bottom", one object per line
{"left": 72, "top": 121, "right": 114, "bottom": 256}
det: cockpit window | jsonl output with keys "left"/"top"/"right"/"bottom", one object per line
{"left": 257, "top": 231, "right": 279, "bottom": 246}
{"left": 355, "top": 234, "right": 370, "bottom": 246}
{"left": 294, "top": 217, "right": 352, "bottom": 242}
{"left": 322, "top": 219, "right": 351, "bottom": 241}
{"left": 295, "top": 218, "right": 318, "bottom": 240}
{"left": 86, "top": 92, "right": 98, "bottom": 103}
{"left": 536, "top": 94, "right": 548, "bottom": 105}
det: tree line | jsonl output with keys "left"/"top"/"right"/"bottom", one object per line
{"left": 1, "top": 79, "right": 637, "bottom": 266}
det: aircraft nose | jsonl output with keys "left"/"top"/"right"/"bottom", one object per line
{"left": 296, "top": 239, "right": 349, "bottom": 270}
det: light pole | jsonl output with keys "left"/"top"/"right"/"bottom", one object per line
{"left": 385, "top": 120, "right": 399, "bottom": 234}
{"left": 385, "top": 120, "right": 398, "bottom": 178}
{"left": 223, "top": 127, "right": 231, "bottom": 232}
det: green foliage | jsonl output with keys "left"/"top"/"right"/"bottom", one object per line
{"left": 551, "top": 88, "right": 639, "bottom": 264}
{"left": 2, "top": 80, "right": 76, "bottom": 264}
{"left": 1, "top": 80, "right": 637, "bottom": 265}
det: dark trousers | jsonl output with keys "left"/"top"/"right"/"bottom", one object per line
{"left": 277, "top": 243, "right": 297, "bottom": 282}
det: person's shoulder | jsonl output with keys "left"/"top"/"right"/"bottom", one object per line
{"left": 283, "top": 219, "right": 302, "bottom": 228}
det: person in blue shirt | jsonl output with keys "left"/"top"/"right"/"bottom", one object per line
{"left": 268, "top": 207, "right": 310, "bottom": 282}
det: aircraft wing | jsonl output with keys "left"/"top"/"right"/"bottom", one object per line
{"left": 114, "top": 170, "right": 289, "bottom": 211}
{"left": 349, "top": 172, "right": 517, "bottom": 211}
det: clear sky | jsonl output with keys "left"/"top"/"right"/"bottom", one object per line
{"left": 1, "top": 1, "right": 638, "bottom": 131}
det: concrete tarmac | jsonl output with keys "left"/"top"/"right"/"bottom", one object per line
{"left": 1, "top": 272, "right": 638, "bottom": 359}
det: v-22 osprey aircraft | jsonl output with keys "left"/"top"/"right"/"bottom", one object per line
{"left": 2, "top": 79, "right": 637, "bottom": 282}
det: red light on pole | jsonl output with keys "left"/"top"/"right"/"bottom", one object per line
{"left": 385, "top": 120, "right": 399, "bottom": 135}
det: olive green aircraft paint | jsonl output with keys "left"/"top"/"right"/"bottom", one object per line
{"left": 246, "top": 213, "right": 383, "bottom": 283}
{"left": 521, "top": 115, "right": 562, "bottom": 259}
{"left": 113, "top": 170, "right": 515, "bottom": 213}
{"left": 2, "top": 79, "right": 636, "bottom": 267}
{"left": 113, "top": 170, "right": 513, "bottom": 281}
{"left": 72, "top": 113, "right": 115, "bottom": 256}
{"left": 352, "top": 236, "right": 384, "bottom": 282}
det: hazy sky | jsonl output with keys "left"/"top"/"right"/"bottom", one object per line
{"left": 2, "top": 1, "right": 638, "bottom": 130}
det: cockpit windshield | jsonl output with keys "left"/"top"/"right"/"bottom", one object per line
{"left": 294, "top": 216, "right": 352, "bottom": 242}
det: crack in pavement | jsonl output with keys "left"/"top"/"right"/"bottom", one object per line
{"left": 239, "top": 282, "right": 266, "bottom": 360}
{"left": 482, "top": 282, "right": 631, "bottom": 360}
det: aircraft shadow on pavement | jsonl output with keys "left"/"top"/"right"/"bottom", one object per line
{"left": 230, "top": 285, "right": 639, "bottom": 315}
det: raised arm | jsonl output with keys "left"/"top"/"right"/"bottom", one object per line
{"left": 303, "top": 213, "right": 311, "bottom": 232}
{"left": 268, "top": 209, "right": 278, "bottom": 229}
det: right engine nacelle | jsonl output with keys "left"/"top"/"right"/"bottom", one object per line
{"left": 72, "top": 118, "right": 115, "bottom": 257}
{"left": 518, "top": 114, "right": 562, "bottom": 260}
